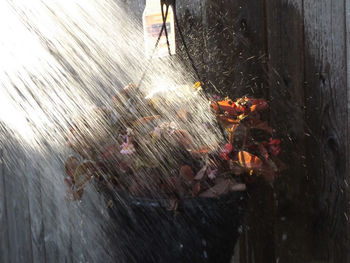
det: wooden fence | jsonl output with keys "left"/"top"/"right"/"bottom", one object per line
{"left": 124, "top": 1, "right": 350, "bottom": 261}
{"left": 1, "top": 0, "right": 349, "bottom": 262}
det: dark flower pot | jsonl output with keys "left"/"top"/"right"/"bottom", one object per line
{"left": 102, "top": 187, "right": 245, "bottom": 263}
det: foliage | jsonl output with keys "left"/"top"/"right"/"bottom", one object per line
{"left": 64, "top": 83, "right": 284, "bottom": 200}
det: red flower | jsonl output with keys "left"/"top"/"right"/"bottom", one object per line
{"left": 224, "top": 143, "right": 233, "bottom": 153}
{"left": 219, "top": 143, "right": 233, "bottom": 160}
{"left": 248, "top": 99, "right": 268, "bottom": 112}
{"left": 217, "top": 100, "right": 245, "bottom": 117}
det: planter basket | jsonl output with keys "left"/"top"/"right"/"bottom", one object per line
{"left": 103, "top": 187, "right": 245, "bottom": 263}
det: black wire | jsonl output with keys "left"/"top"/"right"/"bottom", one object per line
{"left": 160, "top": 3, "right": 172, "bottom": 56}
{"left": 137, "top": 1, "right": 226, "bottom": 140}
{"left": 138, "top": 1, "right": 205, "bottom": 94}
{"left": 172, "top": 6, "right": 202, "bottom": 85}
{"left": 136, "top": 5, "right": 170, "bottom": 88}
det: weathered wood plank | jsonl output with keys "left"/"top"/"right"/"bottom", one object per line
{"left": 346, "top": 0, "right": 350, "bottom": 258}
{"left": 3, "top": 137, "right": 34, "bottom": 263}
{"left": 51, "top": 154, "right": 72, "bottom": 263}
{"left": 39, "top": 152, "right": 60, "bottom": 263}
{"left": 239, "top": 183, "right": 275, "bottom": 263}
{"left": 40, "top": 157, "right": 75, "bottom": 263}
{"left": 26, "top": 153, "right": 46, "bottom": 263}
{"left": 303, "top": 0, "right": 348, "bottom": 262}
{"left": 0, "top": 138, "right": 10, "bottom": 263}
{"left": 215, "top": 1, "right": 275, "bottom": 262}
{"left": 202, "top": 0, "right": 267, "bottom": 97}
{"left": 264, "top": 1, "right": 311, "bottom": 262}
{"left": 0, "top": 1, "right": 348, "bottom": 263}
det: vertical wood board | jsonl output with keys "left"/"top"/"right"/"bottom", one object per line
{"left": 0, "top": 136, "right": 10, "bottom": 263}
{"left": 303, "top": 0, "right": 348, "bottom": 262}
{"left": 264, "top": 0, "right": 309, "bottom": 262}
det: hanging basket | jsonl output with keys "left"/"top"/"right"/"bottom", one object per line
{"left": 102, "top": 187, "right": 245, "bottom": 263}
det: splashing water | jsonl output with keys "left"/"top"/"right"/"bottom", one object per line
{"left": 0, "top": 0, "right": 220, "bottom": 148}
{"left": 0, "top": 0, "right": 144, "bottom": 146}
{"left": 0, "top": 0, "right": 223, "bottom": 261}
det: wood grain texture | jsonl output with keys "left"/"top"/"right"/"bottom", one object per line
{"left": 303, "top": 0, "right": 349, "bottom": 262}
{"left": 201, "top": 0, "right": 267, "bottom": 97}
{"left": 232, "top": 0, "right": 274, "bottom": 262}
{"left": 0, "top": 1, "right": 348, "bottom": 262}
{"left": 0, "top": 142, "right": 10, "bottom": 263}
{"left": 26, "top": 155, "right": 46, "bottom": 263}
{"left": 3, "top": 138, "right": 34, "bottom": 263}
{"left": 346, "top": 0, "right": 350, "bottom": 258}
{"left": 264, "top": 1, "right": 311, "bottom": 262}
{"left": 51, "top": 155, "right": 72, "bottom": 263}
{"left": 40, "top": 154, "right": 60, "bottom": 263}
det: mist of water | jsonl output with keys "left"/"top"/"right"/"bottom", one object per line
{"left": 0, "top": 0, "right": 223, "bottom": 261}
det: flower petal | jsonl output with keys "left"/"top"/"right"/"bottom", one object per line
{"left": 238, "top": 151, "right": 263, "bottom": 170}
